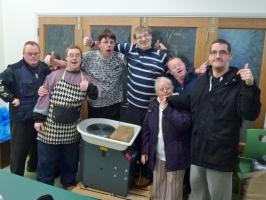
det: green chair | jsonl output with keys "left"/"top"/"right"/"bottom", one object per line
{"left": 238, "top": 129, "right": 266, "bottom": 199}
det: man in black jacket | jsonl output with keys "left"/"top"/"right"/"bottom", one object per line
{"left": 169, "top": 39, "right": 261, "bottom": 200}
{"left": 0, "top": 41, "right": 50, "bottom": 176}
{"left": 190, "top": 39, "right": 260, "bottom": 200}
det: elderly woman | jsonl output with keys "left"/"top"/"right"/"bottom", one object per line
{"left": 141, "top": 77, "right": 191, "bottom": 200}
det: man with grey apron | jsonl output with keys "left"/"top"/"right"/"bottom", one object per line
{"left": 33, "top": 45, "right": 103, "bottom": 189}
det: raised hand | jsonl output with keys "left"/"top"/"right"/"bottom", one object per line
{"left": 44, "top": 54, "right": 51, "bottom": 66}
{"left": 80, "top": 76, "right": 89, "bottom": 92}
{"left": 195, "top": 60, "right": 209, "bottom": 75}
{"left": 83, "top": 36, "right": 94, "bottom": 47}
{"left": 237, "top": 63, "right": 254, "bottom": 86}
{"left": 160, "top": 97, "right": 168, "bottom": 109}
{"left": 155, "top": 40, "right": 167, "bottom": 51}
{"left": 49, "top": 52, "right": 57, "bottom": 69}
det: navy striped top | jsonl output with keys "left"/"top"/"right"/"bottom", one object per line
{"left": 115, "top": 43, "right": 168, "bottom": 109}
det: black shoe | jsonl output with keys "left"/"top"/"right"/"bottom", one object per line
{"left": 37, "top": 194, "right": 54, "bottom": 200}
{"left": 27, "top": 165, "right": 37, "bottom": 172}
{"left": 134, "top": 175, "right": 152, "bottom": 188}
{"left": 63, "top": 183, "right": 77, "bottom": 191}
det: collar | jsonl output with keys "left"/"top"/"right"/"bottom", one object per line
{"left": 22, "top": 58, "right": 40, "bottom": 69}
{"left": 136, "top": 46, "right": 154, "bottom": 53}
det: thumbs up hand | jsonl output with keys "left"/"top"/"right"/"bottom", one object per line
{"left": 83, "top": 36, "right": 94, "bottom": 47}
{"left": 237, "top": 63, "right": 254, "bottom": 86}
{"left": 155, "top": 40, "right": 167, "bottom": 50}
{"left": 80, "top": 78, "right": 89, "bottom": 92}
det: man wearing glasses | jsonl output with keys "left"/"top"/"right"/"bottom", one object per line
{"left": 0, "top": 41, "right": 50, "bottom": 176}
{"left": 114, "top": 26, "right": 168, "bottom": 126}
{"left": 169, "top": 39, "right": 261, "bottom": 200}
{"left": 115, "top": 27, "right": 168, "bottom": 186}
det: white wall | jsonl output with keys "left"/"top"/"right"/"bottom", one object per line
{"left": 1, "top": 0, "right": 266, "bottom": 71}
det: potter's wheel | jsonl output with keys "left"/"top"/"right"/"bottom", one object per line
{"left": 78, "top": 118, "right": 141, "bottom": 151}
{"left": 86, "top": 123, "right": 115, "bottom": 138}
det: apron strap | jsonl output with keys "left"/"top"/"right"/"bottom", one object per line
{"left": 80, "top": 71, "right": 84, "bottom": 82}
{"left": 62, "top": 70, "right": 66, "bottom": 80}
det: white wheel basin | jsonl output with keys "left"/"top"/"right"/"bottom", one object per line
{"left": 77, "top": 118, "right": 141, "bottom": 151}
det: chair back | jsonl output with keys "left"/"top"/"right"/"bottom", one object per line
{"left": 243, "top": 129, "right": 266, "bottom": 160}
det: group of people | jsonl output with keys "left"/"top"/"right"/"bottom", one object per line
{"left": 0, "top": 25, "right": 261, "bottom": 200}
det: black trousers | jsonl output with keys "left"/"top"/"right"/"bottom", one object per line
{"left": 89, "top": 103, "right": 121, "bottom": 120}
{"left": 10, "top": 120, "right": 38, "bottom": 176}
{"left": 124, "top": 104, "right": 152, "bottom": 179}
{"left": 124, "top": 103, "right": 148, "bottom": 148}
{"left": 37, "top": 141, "right": 79, "bottom": 187}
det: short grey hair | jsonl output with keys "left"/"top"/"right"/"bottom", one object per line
{"left": 154, "top": 77, "right": 173, "bottom": 94}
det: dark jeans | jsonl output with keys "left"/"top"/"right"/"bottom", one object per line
{"left": 124, "top": 103, "right": 152, "bottom": 179}
{"left": 37, "top": 141, "right": 79, "bottom": 187}
{"left": 89, "top": 103, "right": 121, "bottom": 120}
{"left": 124, "top": 103, "right": 147, "bottom": 150}
{"left": 10, "top": 120, "right": 37, "bottom": 176}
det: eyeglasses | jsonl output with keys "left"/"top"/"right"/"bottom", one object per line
{"left": 136, "top": 33, "right": 150, "bottom": 40}
{"left": 26, "top": 52, "right": 40, "bottom": 57}
{"left": 210, "top": 50, "right": 229, "bottom": 56}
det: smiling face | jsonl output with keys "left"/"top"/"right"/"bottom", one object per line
{"left": 98, "top": 37, "right": 115, "bottom": 59}
{"left": 65, "top": 47, "right": 82, "bottom": 71}
{"left": 135, "top": 31, "right": 152, "bottom": 50}
{"left": 167, "top": 57, "right": 187, "bottom": 82}
{"left": 208, "top": 42, "right": 232, "bottom": 74}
